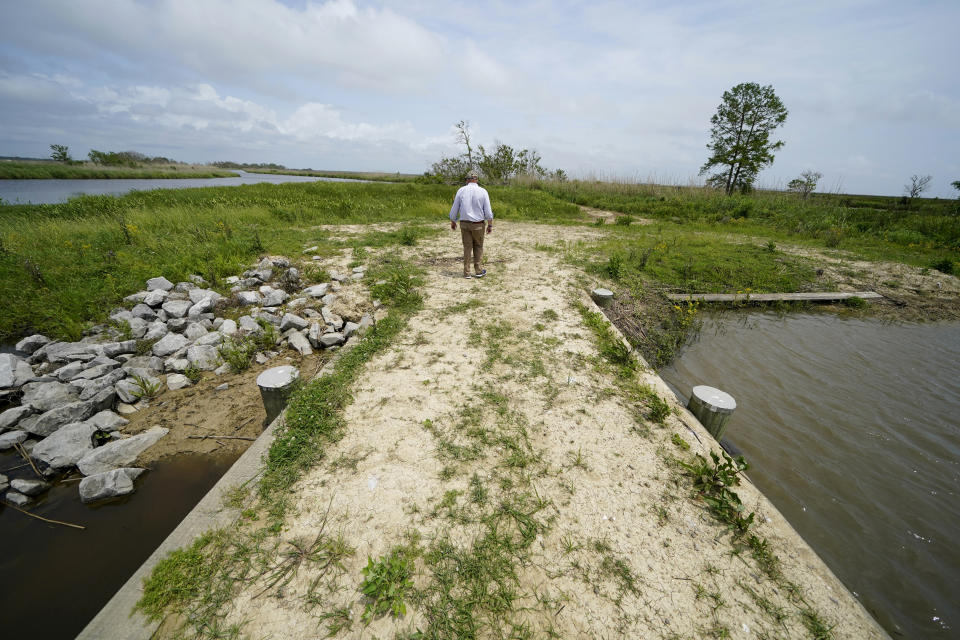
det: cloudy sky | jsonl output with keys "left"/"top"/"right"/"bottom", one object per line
{"left": 1, "top": 0, "right": 957, "bottom": 197}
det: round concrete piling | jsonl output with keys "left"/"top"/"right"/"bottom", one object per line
{"left": 687, "top": 385, "right": 736, "bottom": 441}
{"left": 591, "top": 288, "right": 614, "bottom": 307}
{"left": 256, "top": 365, "right": 299, "bottom": 427}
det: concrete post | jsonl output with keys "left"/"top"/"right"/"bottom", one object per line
{"left": 591, "top": 288, "right": 614, "bottom": 307}
{"left": 256, "top": 365, "right": 299, "bottom": 427}
{"left": 687, "top": 385, "right": 736, "bottom": 441}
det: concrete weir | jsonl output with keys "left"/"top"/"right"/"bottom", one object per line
{"left": 77, "top": 352, "right": 342, "bottom": 639}
{"left": 79, "top": 294, "right": 890, "bottom": 639}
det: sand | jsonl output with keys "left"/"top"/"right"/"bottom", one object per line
{"left": 192, "top": 222, "right": 890, "bottom": 640}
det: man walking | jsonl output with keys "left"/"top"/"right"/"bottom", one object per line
{"left": 449, "top": 170, "right": 493, "bottom": 278}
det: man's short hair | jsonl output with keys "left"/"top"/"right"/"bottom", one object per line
{"left": 466, "top": 171, "right": 479, "bottom": 181}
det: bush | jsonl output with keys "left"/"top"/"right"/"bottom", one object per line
{"left": 931, "top": 258, "right": 955, "bottom": 274}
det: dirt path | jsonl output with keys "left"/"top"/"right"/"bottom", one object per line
{"left": 200, "top": 222, "right": 886, "bottom": 640}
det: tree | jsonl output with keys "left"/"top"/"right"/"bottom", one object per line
{"left": 904, "top": 174, "right": 932, "bottom": 205}
{"left": 952, "top": 180, "right": 960, "bottom": 194}
{"left": 787, "top": 170, "right": 822, "bottom": 200}
{"left": 49, "top": 144, "right": 71, "bottom": 163}
{"left": 423, "top": 120, "right": 557, "bottom": 184}
{"left": 454, "top": 120, "right": 474, "bottom": 168}
{"left": 699, "top": 82, "right": 788, "bottom": 195}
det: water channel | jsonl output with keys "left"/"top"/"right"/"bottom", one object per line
{"left": 0, "top": 451, "right": 239, "bottom": 638}
{"left": 0, "top": 170, "right": 365, "bottom": 205}
{"left": 661, "top": 312, "right": 959, "bottom": 639}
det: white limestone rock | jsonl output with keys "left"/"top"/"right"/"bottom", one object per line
{"left": 236, "top": 291, "right": 262, "bottom": 306}
{"left": 24, "top": 401, "right": 97, "bottom": 437}
{"left": 5, "top": 490, "right": 31, "bottom": 506}
{"left": 152, "top": 333, "right": 189, "bottom": 357}
{"left": 319, "top": 332, "right": 345, "bottom": 348}
{"left": 280, "top": 313, "right": 308, "bottom": 332}
{"left": 77, "top": 426, "right": 168, "bottom": 476}
{"left": 321, "top": 307, "right": 344, "bottom": 330}
{"left": 189, "top": 288, "right": 223, "bottom": 305}
{"left": 143, "top": 289, "right": 169, "bottom": 307}
{"left": 79, "top": 467, "right": 146, "bottom": 503}
{"left": 10, "top": 478, "right": 51, "bottom": 496}
{"left": 220, "top": 319, "right": 238, "bottom": 335}
{"left": 343, "top": 321, "right": 360, "bottom": 339}
{"left": 0, "top": 353, "right": 35, "bottom": 389}
{"left": 184, "top": 322, "right": 208, "bottom": 341}
{"left": 131, "top": 303, "right": 157, "bottom": 321}
{"left": 143, "top": 321, "right": 169, "bottom": 341}
{"left": 21, "top": 380, "right": 80, "bottom": 411}
{"left": 161, "top": 299, "right": 192, "bottom": 319}
{"left": 288, "top": 332, "right": 313, "bottom": 356}
{"left": 0, "top": 405, "right": 34, "bottom": 431}
{"left": 302, "top": 283, "right": 330, "bottom": 298}
{"left": 167, "top": 373, "right": 192, "bottom": 390}
{"left": 88, "top": 410, "right": 129, "bottom": 431}
{"left": 146, "top": 276, "right": 174, "bottom": 291}
{"left": 31, "top": 421, "right": 99, "bottom": 469}
{"left": 263, "top": 289, "right": 289, "bottom": 307}
{"left": 194, "top": 331, "right": 224, "bottom": 347}
{"left": 0, "top": 430, "right": 29, "bottom": 449}
{"left": 187, "top": 345, "right": 220, "bottom": 371}
{"left": 15, "top": 334, "right": 52, "bottom": 354}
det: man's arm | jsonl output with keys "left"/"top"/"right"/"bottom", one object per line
{"left": 483, "top": 191, "right": 493, "bottom": 233}
{"left": 449, "top": 191, "right": 461, "bottom": 230}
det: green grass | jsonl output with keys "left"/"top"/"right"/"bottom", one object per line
{"left": 0, "top": 181, "right": 580, "bottom": 341}
{"left": 0, "top": 160, "right": 234, "bottom": 180}
{"left": 537, "top": 178, "right": 960, "bottom": 263}
{"left": 581, "top": 226, "right": 819, "bottom": 294}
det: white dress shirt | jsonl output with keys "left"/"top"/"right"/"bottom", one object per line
{"left": 449, "top": 182, "right": 494, "bottom": 223}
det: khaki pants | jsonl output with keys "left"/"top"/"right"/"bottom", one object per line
{"left": 460, "top": 221, "right": 486, "bottom": 276}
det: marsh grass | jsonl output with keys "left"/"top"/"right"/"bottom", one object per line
{"left": 538, "top": 178, "right": 959, "bottom": 264}
{"left": 0, "top": 160, "right": 235, "bottom": 180}
{"left": 581, "top": 227, "right": 819, "bottom": 294}
{"left": 0, "top": 181, "right": 579, "bottom": 341}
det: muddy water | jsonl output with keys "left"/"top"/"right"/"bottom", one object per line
{"left": 661, "top": 313, "right": 960, "bottom": 638}
{"left": 0, "top": 452, "right": 239, "bottom": 639}
{"left": 0, "top": 170, "right": 367, "bottom": 205}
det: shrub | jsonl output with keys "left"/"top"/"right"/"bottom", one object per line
{"left": 931, "top": 258, "right": 955, "bottom": 275}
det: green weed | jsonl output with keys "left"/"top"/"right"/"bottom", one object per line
{"left": 360, "top": 549, "right": 415, "bottom": 622}
{"left": 131, "top": 374, "right": 162, "bottom": 400}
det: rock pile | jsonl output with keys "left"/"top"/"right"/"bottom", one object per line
{"left": 1, "top": 255, "right": 374, "bottom": 507}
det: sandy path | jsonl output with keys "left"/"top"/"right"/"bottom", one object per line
{"left": 216, "top": 222, "right": 887, "bottom": 639}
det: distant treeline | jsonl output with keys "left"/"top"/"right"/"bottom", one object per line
{"left": 87, "top": 150, "right": 182, "bottom": 167}
{"left": 212, "top": 161, "right": 288, "bottom": 170}
{"left": 0, "top": 160, "right": 234, "bottom": 180}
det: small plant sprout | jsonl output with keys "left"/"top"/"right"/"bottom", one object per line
{"left": 132, "top": 375, "right": 162, "bottom": 399}
{"left": 359, "top": 549, "right": 414, "bottom": 622}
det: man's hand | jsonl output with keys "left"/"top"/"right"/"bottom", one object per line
{"left": 450, "top": 221, "right": 457, "bottom": 230}
{"left": 486, "top": 224, "right": 493, "bottom": 235}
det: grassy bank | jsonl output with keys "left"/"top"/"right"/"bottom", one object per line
{"left": 537, "top": 179, "right": 960, "bottom": 268}
{"left": 0, "top": 181, "right": 580, "bottom": 341}
{"left": 247, "top": 168, "right": 420, "bottom": 183}
{"left": 2, "top": 176, "right": 956, "bottom": 343}
{"left": 0, "top": 161, "right": 235, "bottom": 180}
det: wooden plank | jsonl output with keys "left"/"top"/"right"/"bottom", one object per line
{"left": 665, "top": 291, "right": 882, "bottom": 303}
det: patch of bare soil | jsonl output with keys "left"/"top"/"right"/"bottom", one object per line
{"left": 777, "top": 245, "right": 960, "bottom": 321}
{"left": 578, "top": 205, "right": 653, "bottom": 225}
{"left": 208, "top": 222, "right": 886, "bottom": 640}
{"left": 128, "top": 351, "right": 328, "bottom": 465}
